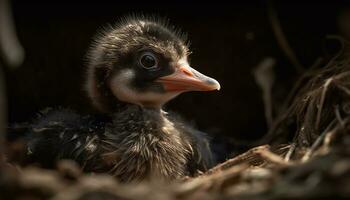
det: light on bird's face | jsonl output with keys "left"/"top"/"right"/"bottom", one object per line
{"left": 109, "top": 51, "right": 220, "bottom": 109}
{"left": 156, "top": 59, "right": 221, "bottom": 92}
{"left": 135, "top": 48, "right": 221, "bottom": 94}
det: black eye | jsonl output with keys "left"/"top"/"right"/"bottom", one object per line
{"left": 139, "top": 52, "right": 158, "bottom": 70}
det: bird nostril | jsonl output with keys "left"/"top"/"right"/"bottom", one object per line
{"left": 180, "top": 67, "right": 194, "bottom": 77}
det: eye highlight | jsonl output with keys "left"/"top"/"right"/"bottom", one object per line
{"left": 139, "top": 52, "right": 159, "bottom": 70}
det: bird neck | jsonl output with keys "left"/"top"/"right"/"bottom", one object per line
{"left": 113, "top": 104, "right": 168, "bottom": 133}
{"left": 126, "top": 104, "right": 164, "bottom": 116}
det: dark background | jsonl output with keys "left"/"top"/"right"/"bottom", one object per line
{"left": 4, "top": 1, "right": 349, "bottom": 149}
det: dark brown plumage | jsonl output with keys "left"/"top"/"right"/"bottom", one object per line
{"left": 25, "top": 16, "right": 220, "bottom": 182}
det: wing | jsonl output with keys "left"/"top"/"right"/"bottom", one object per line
{"left": 24, "top": 108, "right": 107, "bottom": 170}
{"left": 168, "top": 112, "right": 214, "bottom": 174}
{"left": 187, "top": 129, "right": 214, "bottom": 174}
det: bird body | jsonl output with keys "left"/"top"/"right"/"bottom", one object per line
{"left": 23, "top": 16, "right": 220, "bottom": 182}
{"left": 28, "top": 106, "right": 212, "bottom": 182}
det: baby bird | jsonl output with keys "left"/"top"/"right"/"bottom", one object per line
{"left": 25, "top": 16, "right": 220, "bottom": 182}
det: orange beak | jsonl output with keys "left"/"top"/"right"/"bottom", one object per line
{"left": 156, "top": 65, "right": 220, "bottom": 92}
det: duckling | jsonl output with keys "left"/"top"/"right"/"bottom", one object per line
{"left": 25, "top": 16, "right": 220, "bottom": 182}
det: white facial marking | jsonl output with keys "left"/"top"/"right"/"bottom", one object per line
{"left": 109, "top": 69, "right": 179, "bottom": 108}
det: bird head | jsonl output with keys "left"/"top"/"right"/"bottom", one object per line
{"left": 86, "top": 16, "right": 220, "bottom": 112}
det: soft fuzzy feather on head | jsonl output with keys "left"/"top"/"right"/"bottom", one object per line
{"left": 85, "top": 15, "right": 190, "bottom": 112}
